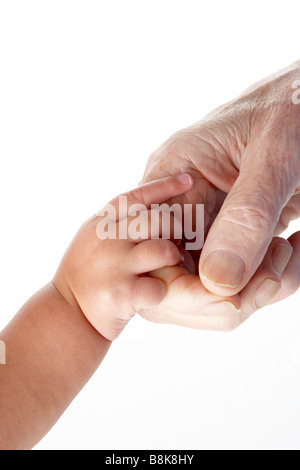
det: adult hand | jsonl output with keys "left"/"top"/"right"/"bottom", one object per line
{"left": 138, "top": 232, "right": 299, "bottom": 331}
{"left": 140, "top": 61, "right": 300, "bottom": 327}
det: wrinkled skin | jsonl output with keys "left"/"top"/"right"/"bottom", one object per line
{"left": 138, "top": 60, "right": 300, "bottom": 331}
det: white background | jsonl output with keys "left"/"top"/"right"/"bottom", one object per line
{"left": 0, "top": 0, "right": 299, "bottom": 450}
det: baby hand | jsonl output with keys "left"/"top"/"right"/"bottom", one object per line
{"left": 138, "top": 262, "right": 241, "bottom": 332}
{"left": 53, "top": 174, "right": 193, "bottom": 341}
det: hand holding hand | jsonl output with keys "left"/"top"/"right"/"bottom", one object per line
{"left": 140, "top": 60, "right": 300, "bottom": 328}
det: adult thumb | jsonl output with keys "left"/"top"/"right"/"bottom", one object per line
{"left": 199, "top": 142, "right": 295, "bottom": 296}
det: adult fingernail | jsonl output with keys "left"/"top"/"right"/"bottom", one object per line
{"left": 204, "top": 300, "right": 241, "bottom": 316}
{"left": 177, "top": 173, "right": 193, "bottom": 185}
{"left": 271, "top": 243, "right": 293, "bottom": 274}
{"left": 201, "top": 250, "right": 245, "bottom": 288}
{"left": 254, "top": 279, "right": 281, "bottom": 309}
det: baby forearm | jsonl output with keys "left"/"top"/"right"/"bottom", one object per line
{"left": 0, "top": 282, "right": 111, "bottom": 450}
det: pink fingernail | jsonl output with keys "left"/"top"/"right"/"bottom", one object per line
{"left": 177, "top": 174, "right": 193, "bottom": 185}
